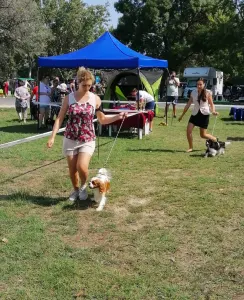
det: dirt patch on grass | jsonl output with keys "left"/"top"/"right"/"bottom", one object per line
{"left": 128, "top": 196, "right": 151, "bottom": 206}
{"left": 233, "top": 294, "right": 244, "bottom": 300}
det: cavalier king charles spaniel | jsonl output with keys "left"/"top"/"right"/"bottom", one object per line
{"left": 89, "top": 168, "right": 111, "bottom": 211}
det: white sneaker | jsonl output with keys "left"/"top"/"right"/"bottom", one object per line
{"left": 69, "top": 190, "right": 79, "bottom": 201}
{"left": 79, "top": 185, "right": 88, "bottom": 201}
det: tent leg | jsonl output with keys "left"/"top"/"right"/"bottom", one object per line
{"left": 137, "top": 68, "right": 140, "bottom": 139}
{"left": 37, "top": 67, "right": 40, "bottom": 131}
{"left": 97, "top": 121, "right": 100, "bottom": 160}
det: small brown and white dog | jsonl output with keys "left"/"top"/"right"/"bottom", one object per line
{"left": 89, "top": 168, "right": 111, "bottom": 211}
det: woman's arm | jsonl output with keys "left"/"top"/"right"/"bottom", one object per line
{"left": 47, "top": 96, "right": 69, "bottom": 148}
{"left": 178, "top": 96, "right": 193, "bottom": 121}
{"left": 14, "top": 89, "right": 21, "bottom": 100}
{"left": 95, "top": 96, "right": 127, "bottom": 125}
{"left": 208, "top": 93, "right": 219, "bottom": 115}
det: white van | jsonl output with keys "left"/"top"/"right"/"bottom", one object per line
{"left": 183, "top": 67, "right": 223, "bottom": 99}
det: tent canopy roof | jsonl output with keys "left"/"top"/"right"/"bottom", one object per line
{"left": 38, "top": 32, "right": 168, "bottom": 69}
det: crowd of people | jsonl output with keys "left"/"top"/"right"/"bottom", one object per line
{"left": 8, "top": 76, "right": 105, "bottom": 127}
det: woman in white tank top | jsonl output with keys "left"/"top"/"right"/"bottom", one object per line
{"left": 178, "top": 78, "right": 219, "bottom": 152}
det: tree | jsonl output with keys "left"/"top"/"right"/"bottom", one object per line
{"left": 0, "top": 0, "right": 50, "bottom": 79}
{"left": 113, "top": 0, "right": 237, "bottom": 74}
{"left": 40, "top": 0, "right": 110, "bottom": 56}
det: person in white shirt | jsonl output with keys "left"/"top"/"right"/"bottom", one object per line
{"left": 39, "top": 75, "right": 51, "bottom": 128}
{"left": 14, "top": 80, "right": 30, "bottom": 123}
{"left": 132, "top": 89, "right": 155, "bottom": 132}
{"left": 165, "top": 71, "right": 180, "bottom": 119}
{"left": 178, "top": 77, "right": 219, "bottom": 152}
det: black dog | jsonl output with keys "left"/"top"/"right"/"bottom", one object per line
{"left": 205, "top": 139, "right": 230, "bottom": 157}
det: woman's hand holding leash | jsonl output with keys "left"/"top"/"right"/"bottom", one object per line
{"left": 118, "top": 112, "right": 128, "bottom": 120}
{"left": 212, "top": 111, "right": 219, "bottom": 116}
{"left": 47, "top": 137, "right": 55, "bottom": 148}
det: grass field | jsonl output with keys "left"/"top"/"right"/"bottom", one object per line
{"left": 0, "top": 108, "right": 244, "bottom": 300}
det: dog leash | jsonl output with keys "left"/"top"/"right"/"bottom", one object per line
{"left": 103, "top": 114, "right": 126, "bottom": 168}
{"left": 211, "top": 115, "right": 218, "bottom": 135}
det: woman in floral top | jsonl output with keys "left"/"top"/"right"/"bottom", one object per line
{"left": 47, "top": 67, "right": 127, "bottom": 201}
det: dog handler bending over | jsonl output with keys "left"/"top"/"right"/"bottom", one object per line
{"left": 178, "top": 77, "right": 219, "bottom": 152}
{"left": 47, "top": 67, "right": 127, "bottom": 201}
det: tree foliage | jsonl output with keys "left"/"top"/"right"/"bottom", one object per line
{"left": 113, "top": 0, "right": 243, "bottom": 78}
{"left": 0, "top": 0, "right": 110, "bottom": 79}
{"left": 0, "top": 0, "right": 50, "bottom": 79}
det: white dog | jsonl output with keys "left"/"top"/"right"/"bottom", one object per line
{"left": 89, "top": 168, "right": 111, "bottom": 211}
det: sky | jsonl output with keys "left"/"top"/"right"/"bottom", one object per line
{"left": 84, "top": 0, "right": 121, "bottom": 28}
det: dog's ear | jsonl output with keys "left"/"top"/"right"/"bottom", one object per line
{"left": 106, "top": 182, "right": 110, "bottom": 192}
{"left": 98, "top": 181, "right": 106, "bottom": 194}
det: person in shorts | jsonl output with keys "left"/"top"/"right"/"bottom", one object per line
{"left": 165, "top": 71, "right": 180, "bottom": 119}
{"left": 178, "top": 77, "right": 219, "bottom": 152}
{"left": 47, "top": 67, "right": 127, "bottom": 202}
{"left": 132, "top": 88, "right": 155, "bottom": 132}
{"left": 39, "top": 75, "right": 51, "bottom": 128}
{"left": 14, "top": 80, "right": 30, "bottom": 123}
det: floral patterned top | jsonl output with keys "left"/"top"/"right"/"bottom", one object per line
{"left": 64, "top": 92, "right": 96, "bottom": 143}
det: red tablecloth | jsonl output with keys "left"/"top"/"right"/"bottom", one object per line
{"left": 108, "top": 109, "right": 154, "bottom": 129}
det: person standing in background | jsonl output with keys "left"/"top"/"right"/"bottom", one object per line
{"left": 165, "top": 71, "right": 180, "bottom": 119}
{"left": 14, "top": 80, "right": 30, "bottom": 123}
{"left": 3, "top": 80, "right": 9, "bottom": 98}
{"left": 39, "top": 75, "right": 51, "bottom": 128}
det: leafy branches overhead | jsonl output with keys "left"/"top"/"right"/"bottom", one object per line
{"left": 0, "top": 0, "right": 110, "bottom": 79}
{"left": 114, "top": 0, "right": 243, "bottom": 77}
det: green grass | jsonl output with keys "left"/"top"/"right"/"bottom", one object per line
{"left": 0, "top": 108, "right": 244, "bottom": 299}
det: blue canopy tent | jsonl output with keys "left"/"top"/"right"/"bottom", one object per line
{"left": 38, "top": 31, "right": 168, "bottom": 69}
{"left": 37, "top": 32, "right": 169, "bottom": 137}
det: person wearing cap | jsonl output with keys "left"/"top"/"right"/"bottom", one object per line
{"left": 14, "top": 80, "right": 30, "bottom": 123}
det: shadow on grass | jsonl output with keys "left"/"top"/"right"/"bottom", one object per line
{"left": 225, "top": 122, "right": 244, "bottom": 126}
{"left": 63, "top": 197, "right": 97, "bottom": 211}
{"left": 227, "top": 137, "right": 244, "bottom": 141}
{"left": 0, "top": 192, "right": 97, "bottom": 211}
{"left": 0, "top": 192, "right": 67, "bottom": 206}
{"left": 0, "top": 158, "right": 65, "bottom": 184}
{"left": 189, "top": 154, "right": 205, "bottom": 158}
{"left": 0, "top": 123, "right": 38, "bottom": 134}
{"left": 220, "top": 117, "right": 233, "bottom": 122}
{"left": 127, "top": 148, "right": 201, "bottom": 153}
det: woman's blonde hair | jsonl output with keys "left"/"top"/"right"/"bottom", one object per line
{"left": 77, "top": 67, "right": 95, "bottom": 83}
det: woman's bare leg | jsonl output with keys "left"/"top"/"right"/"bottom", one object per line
{"left": 76, "top": 152, "right": 92, "bottom": 186}
{"left": 186, "top": 122, "right": 195, "bottom": 152}
{"left": 66, "top": 155, "right": 79, "bottom": 190}
{"left": 200, "top": 128, "right": 217, "bottom": 141}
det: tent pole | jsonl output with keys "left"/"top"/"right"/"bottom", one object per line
{"left": 137, "top": 67, "right": 140, "bottom": 139}
{"left": 165, "top": 68, "right": 170, "bottom": 125}
{"left": 37, "top": 67, "right": 40, "bottom": 131}
{"left": 97, "top": 121, "right": 100, "bottom": 160}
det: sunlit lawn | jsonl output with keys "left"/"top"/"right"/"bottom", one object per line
{"left": 0, "top": 108, "right": 243, "bottom": 299}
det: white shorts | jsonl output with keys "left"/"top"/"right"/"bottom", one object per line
{"left": 62, "top": 137, "right": 96, "bottom": 157}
